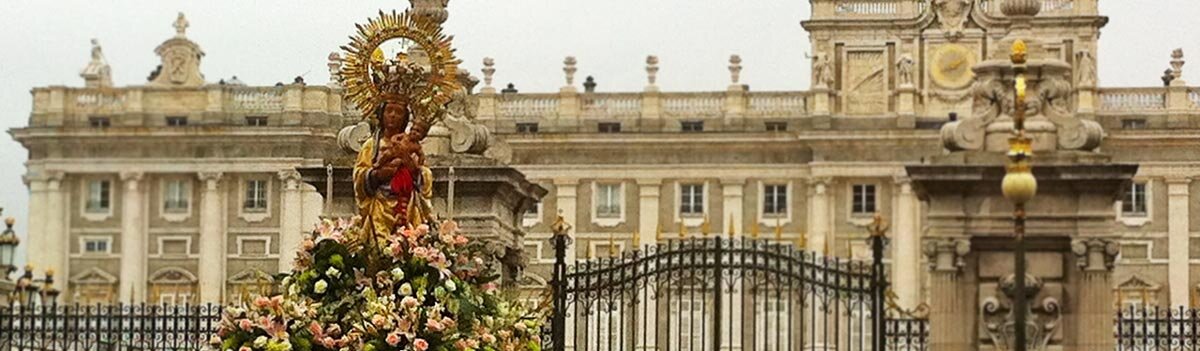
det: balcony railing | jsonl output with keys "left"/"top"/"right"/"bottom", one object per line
{"left": 1099, "top": 88, "right": 1168, "bottom": 112}
{"left": 498, "top": 94, "right": 559, "bottom": 118}
{"left": 226, "top": 87, "right": 285, "bottom": 112}
{"left": 835, "top": 0, "right": 901, "bottom": 16}
{"left": 979, "top": 0, "right": 1077, "bottom": 16}
{"left": 749, "top": 92, "right": 808, "bottom": 117}
{"left": 581, "top": 93, "right": 642, "bottom": 117}
{"left": 662, "top": 92, "right": 724, "bottom": 118}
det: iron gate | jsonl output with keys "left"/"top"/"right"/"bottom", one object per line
{"left": 548, "top": 231, "right": 893, "bottom": 351}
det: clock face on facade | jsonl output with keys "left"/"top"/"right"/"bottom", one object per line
{"left": 930, "top": 44, "right": 976, "bottom": 89}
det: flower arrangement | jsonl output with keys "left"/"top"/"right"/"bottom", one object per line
{"left": 216, "top": 217, "right": 545, "bottom": 351}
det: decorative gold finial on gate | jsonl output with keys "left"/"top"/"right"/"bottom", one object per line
{"left": 797, "top": 231, "right": 808, "bottom": 249}
{"left": 774, "top": 217, "right": 783, "bottom": 241}
{"left": 750, "top": 221, "right": 761, "bottom": 239}
{"left": 608, "top": 232, "right": 617, "bottom": 257}
{"left": 632, "top": 229, "right": 641, "bottom": 247}
{"left": 867, "top": 214, "right": 890, "bottom": 238}
{"left": 656, "top": 223, "right": 663, "bottom": 242}
{"left": 678, "top": 221, "right": 686, "bottom": 239}
{"left": 701, "top": 215, "right": 711, "bottom": 236}
{"left": 727, "top": 214, "right": 736, "bottom": 238}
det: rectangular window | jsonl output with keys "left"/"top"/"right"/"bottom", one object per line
{"left": 852, "top": 184, "right": 877, "bottom": 215}
{"left": 516, "top": 122, "right": 539, "bottom": 133}
{"left": 1122, "top": 119, "right": 1147, "bottom": 129}
{"left": 763, "top": 184, "right": 788, "bottom": 216}
{"left": 165, "top": 116, "right": 188, "bottom": 127}
{"left": 245, "top": 116, "right": 268, "bottom": 126}
{"left": 680, "top": 183, "right": 705, "bottom": 215}
{"left": 83, "top": 238, "right": 110, "bottom": 254}
{"left": 89, "top": 117, "right": 111, "bottom": 128}
{"left": 765, "top": 122, "right": 788, "bottom": 132}
{"left": 163, "top": 180, "right": 190, "bottom": 213}
{"left": 595, "top": 183, "right": 621, "bottom": 218}
{"left": 670, "top": 299, "right": 707, "bottom": 351}
{"left": 1123, "top": 182, "right": 1148, "bottom": 216}
{"left": 244, "top": 180, "right": 268, "bottom": 212}
{"left": 86, "top": 180, "right": 111, "bottom": 213}
{"left": 524, "top": 202, "right": 539, "bottom": 218}
{"left": 598, "top": 122, "right": 621, "bottom": 133}
{"left": 681, "top": 121, "right": 704, "bottom": 132}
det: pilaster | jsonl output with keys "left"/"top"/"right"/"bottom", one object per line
{"left": 197, "top": 172, "right": 225, "bottom": 303}
{"left": 923, "top": 238, "right": 972, "bottom": 351}
{"left": 721, "top": 179, "right": 745, "bottom": 237}
{"left": 118, "top": 171, "right": 146, "bottom": 303}
{"left": 1070, "top": 238, "right": 1119, "bottom": 350}
{"left": 278, "top": 170, "right": 304, "bottom": 273}
{"left": 636, "top": 179, "right": 662, "bottom": 246}
{"left": 552, "top": 178, "right": 578, "bottom": 350}
{"left": 1166, "top": 176, "right": 1191, "bottom": 307}
{"left": 892, "top": 177, "right": 920, "bottom": 308}
{"left": 807, "top": 177, "right": 832, "bottom": 254}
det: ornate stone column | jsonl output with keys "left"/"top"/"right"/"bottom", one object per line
{"left": 1167, "top": 176, "right": 1191, "bottom": 307}
{"left": 1071, "top": 238, "right": 1119, "bottom": 350}
{"left": 923, "top": 238, "right": 972, "bottom": 351}
{"left": 807, "top": 178, "right": 832, "bottom": 254}
{"left": 197, "top": 172, "right": 225, "bottom": 303}
{"left": 892, "top": 177, "right": 921, "bottom": 308}
{"left": 277, "top": 170, "right": 304, "bottom": 273}
{"left": 118, "top": 172, "right": 146, "bottom": 303}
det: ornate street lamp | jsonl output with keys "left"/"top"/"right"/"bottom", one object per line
{"left": 1001, "top": 40, "right": 1037, "bottom": 351}
{"left": 0, "top": 214, "right": 19, "bottom": 280}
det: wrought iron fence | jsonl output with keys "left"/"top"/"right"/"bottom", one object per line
{"left": 546, "top": 232, "right": 925, "bottom": 351}
{"left": 0, "top": 303, "right": 222, "bottom": 351}
{"left": 1116, "top": 305, "right": 1200, "bottom": 350}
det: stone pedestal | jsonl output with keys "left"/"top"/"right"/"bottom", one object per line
{"left": 298, "top": 155, "right": 546, "bottom": 286}
{"left": 907, "top": 153, "right": 1135, "bottom": 351}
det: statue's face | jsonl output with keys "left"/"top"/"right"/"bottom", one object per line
{"left": 382, "top": 102, "right": 408, "bottom": 132}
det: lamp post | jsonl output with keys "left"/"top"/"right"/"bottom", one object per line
{"left": 0, "top": 212, "right": 19, "bottom": 280}
{"left": 1001, "top": 40, "right": 1037, "bottom": 351}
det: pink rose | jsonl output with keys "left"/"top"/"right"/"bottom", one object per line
{"left": 308, "top": 321, "right": 323, "bottom": 337}
{"left": 321, "top": 336, "right": 336, "bottom": 348}
{"left": 386, "top": 332, "right": 403, "bottom": 346}
{"left": 372, "top": 315, "right": 388, "bottom": 328}
{"left": 239, "top": 346, "right": 253, "bottom": 351}
{"left": 413, "top": 338, "right": 429, "bottom": 351}
{"left": 417, "top": 224, "right": 430, "bottom": 235}
{"left": 426, "top": 318, "right": 444, "bottom": 332}
{"left": 441, "top": 317, "right": 456, "bottom": 329}
{"left": 454, "top": 235, "right": 468, "bottom": 246}
{"left": 402, "top": 296, "right": 419, "bottom": 308}
{"left": 481, "top": 333, "right": 496, "bottom": 344}
{"left": 455, "top": 340, "right": 470, "bottom": 350}
{"left": 270, "top": 295, "right": 283, "bottom": 307}
{"left": 238, "top": 318, "right": 253, "bottom": 331}
{"left": 253, "top": 296, "right": 270, "bottom": 308}
{"left": 300, "top": 239, "right": 315, "bottom": 251}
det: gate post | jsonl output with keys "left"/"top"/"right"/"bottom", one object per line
{"left": 550, "top": 216, "right": 573, "bottom": 351}
{"left": 868, "top": 215, "right": 890, "bottom": 351}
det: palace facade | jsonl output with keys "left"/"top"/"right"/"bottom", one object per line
{"left": 13, "top": 0, "right": 1200, "bottom": 310}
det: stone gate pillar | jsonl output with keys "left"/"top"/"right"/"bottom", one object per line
{"left": 923, "top": 238, "right": 973, "bottom": 351}
{"left": 1070, "top": 238, "right": 1119, "bottom": 350}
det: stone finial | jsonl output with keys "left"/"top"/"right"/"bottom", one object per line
{"left": 173, "top": 12, "right": 190, "bottom": 37}
{"left": 409, "top": 0, "right": 450, "bottom": 24}
{"left": 728, "top": 54, "right": 743, "bottom": 85}
{"left": 645, "top": 55, "right": 659, "bottom": 86}
{"left": 482, "top": 57, "right": 496, "bottom": 88}
{"left": 81, "top": 39, "right": 113, "bottom": 88}
{"left": 563, "top": 56, "right": 578, "bottom": 86}
{"left": 1170, "top": 48, "right": 1185, "bottom": 81}
{"left": 327, "top": 52, "right": 342, "bottom": 88}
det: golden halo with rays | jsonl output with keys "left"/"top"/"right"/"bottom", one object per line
{"left": 339, "top": 10, "right": 461, "bottom": 120}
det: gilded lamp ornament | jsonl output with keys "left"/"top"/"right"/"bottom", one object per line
{"left": 1002, "top": 40, "right": 1037, "bottom": 206}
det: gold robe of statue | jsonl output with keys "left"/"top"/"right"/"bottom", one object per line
{"left": 353, "top": 137, "right": 399, "bottom": 245}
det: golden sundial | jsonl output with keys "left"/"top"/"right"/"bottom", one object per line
{"left": 930, "top": 44, "right": 976, "bottom": 89}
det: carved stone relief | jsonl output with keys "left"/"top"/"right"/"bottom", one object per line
{"left": 845, "top": 51, "right": 887, "bottom": 115}
{"left": 932, "top": 0, "right": 974, "bottom": 40}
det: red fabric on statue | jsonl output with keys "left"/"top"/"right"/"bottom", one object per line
{"left": 390, "top": 167, "right": 415, "bottom": 221}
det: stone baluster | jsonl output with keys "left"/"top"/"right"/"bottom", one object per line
{"left": 118, "top": 172, "right": 147, "bottom": 303}
{"left": 197, "top": 172, "right": 225, "bottom": 303}
{"left": 923, "top": 238, "right": 972, "bottom": 351}
{"left": 1070, "top": 238, "right": 1119, "bottom": 350}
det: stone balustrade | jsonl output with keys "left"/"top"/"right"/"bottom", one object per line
{"left": 810, "top": 0, "right": 924, "bottom": 19}
{"left": 978, "top": 0, "right": 1091, "bottom": 16}
{"left": 480, "top": 90, "right": 810, "bottom": 121}
{"left": 834, "top": 0, "right": 900, "bottom": 16}
{"left": 1098, "top": 88, "right": 1168, "bottom": 112}
{"left": 581, "top": 93, "right": 642, "bottom": 117}
{"left": 28, "top": 84, "right": 345, "bottom": 127}
{"left": 748, "top": 91, "right": 809, "bottom": 118}
{"left": 662, "top": 92, "right": 724, "bottom": 118}
{"left": 497, "top": 94, "right": 559, "bottom": 118}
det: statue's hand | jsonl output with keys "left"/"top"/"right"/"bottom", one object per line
{"left": 373, "top": 162, "right": 400, "bottom": 182}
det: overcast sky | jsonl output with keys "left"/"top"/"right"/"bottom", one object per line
{"left": 0, "top": 1, "right": 1196, "bottom": 264}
